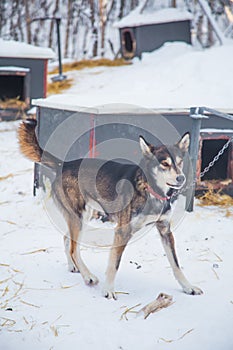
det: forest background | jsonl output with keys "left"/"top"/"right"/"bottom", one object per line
{"left": 1, "top": 0, "right": 233, "bottom": 60}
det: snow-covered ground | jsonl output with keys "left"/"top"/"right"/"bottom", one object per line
{"left": 1, "top": 41, "right": 233, "bottom": 350}
{"left": 45, "top": 41, "right": 233, "bottom": 110}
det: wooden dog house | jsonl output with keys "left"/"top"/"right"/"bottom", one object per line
{"left": 115, "top": 7, "right": 192, "bottom": 59}
{"left": 0, "top": 39, "right": 55, "bottom": 120}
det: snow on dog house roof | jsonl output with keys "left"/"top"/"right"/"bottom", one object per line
{"left": 114, "top": 7, "right": 193, "bottom": 28}
{"left": 0, "top": 39, "right": 55, "bottom": 59}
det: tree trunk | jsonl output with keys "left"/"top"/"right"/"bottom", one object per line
{"left": 71, "top": 18, "right": 79, "bottom": 58}
{"left": 82, "top": 25, "right": 89, "bottom": 58}
{"left": 197, "top": 14, "right": 204, "bottom": 46}
{"left": 171, "top": 0, "right": 177, "bottom": 8}
{"left": 118, "top": 0, "right": 125, "bottom": 19}
{"left": 64, "top": 0, "right": 72, "bottom": 58}
{"left": 0, "top": 0, "right": 7, "bottom": 37}
{"left": 207, "top": 0, "right": 215, "bottom": 47}
{"left": 17, "top": 0, "right": 24, "bottom": 41}
{"left": 90, "top": 0, "right": 98, "bottom": 57}
{"left": 106, "top": 0, "right": 116, "bottom": 19}
{"left": 10, "top": 1, "right": 19, "bottom": 41}
{"left": 48, "top": 0, "right": 60, "bottom": 48}
{"left": 24, "top": 0, "right": 32, "bottom": 43}
{"left": 207, "top": 19, "right": 214, "bottom": 47}
{"left": 32, "top": 22, "right": 40, "bottom": 46}
{"left": 130, "top": 0, "right": 139, "bottom": 11}
{"left": 99, "top": 0, "right": 107, "bottom": 56}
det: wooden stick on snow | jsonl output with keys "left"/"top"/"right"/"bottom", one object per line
{"left": 137, "top": 293, "right": 173, "bottom": 319}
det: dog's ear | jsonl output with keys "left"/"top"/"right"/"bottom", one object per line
{"left": 177, "top": 132, "right": 190, "bottom": 153}
{"left": 139, "top": 136, "right": 153, "bottom": 158}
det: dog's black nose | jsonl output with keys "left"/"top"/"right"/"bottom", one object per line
{"left": 176, "top": 174, "right": 185, "bottom": 184}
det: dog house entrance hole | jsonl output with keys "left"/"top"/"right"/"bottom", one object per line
{"left": 201, "top": 139, "right": 230, "bottom": 180}
{"left": 121, "top": 29, "right": 136, "bottom": 59}
{"left": 0, "top": 67, "right": 30, "bottom": 105}
{"left": 124, "top": 31, "right": 133, "bottom": 52}
{"left": 0, "top": 75, "right": 25, "bottom": 100}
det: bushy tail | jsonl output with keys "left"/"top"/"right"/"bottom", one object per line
{"left": 18, "top": 119, "right": 42, "bottom": 162}
{"left": 18, "top": 119, "right": 57, "bottom": 168}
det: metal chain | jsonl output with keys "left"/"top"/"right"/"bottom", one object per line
{"left": 199, "top": 136, "right": 233, "bottom": 178}
{"left": 172, "top": 136, "right": 233, "bottom": 199}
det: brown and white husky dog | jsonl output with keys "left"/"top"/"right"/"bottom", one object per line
{"left": 18, "top": 119, "right": 203, "bottom": 299}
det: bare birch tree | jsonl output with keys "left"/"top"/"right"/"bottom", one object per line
{"left": 118, "top": 0, "right": 126, "bottom": 19}
{"left": 64, "top": 0, "right": 73, "bottom": 57}
{"left": 48, "top": 0, "right": 60, "bottom": 48}
{"left": 99, "top": 0, "right": 108, "bottom": 56}
{"left": 24, "top": 0, "right": 32, "bottom": 43}
{"left": 171, "top": 0, "right": 177, "bottom": 7}
{"left": 90, "top": 0, "right": 98, "bottom": 57}
{"left": 1, "top": 0, "right": 232, "bottom": 58}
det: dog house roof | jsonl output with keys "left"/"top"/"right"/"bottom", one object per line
{"left": 33, "top": 95, "right": 233, "bottom": 116}
{"left": 114, "top": 7, "right": 193, "bottom": 29}
{"left": 33, "top": 95, "right": 162, "bottom": 114}
{"left": 0, "top": 39, "right": 55, "bottom": 59}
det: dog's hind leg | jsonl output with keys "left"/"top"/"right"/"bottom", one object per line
{"left": 64, "top": 235, "right": 79, "bottom": 273}
{"left": 156, "top": 220, "right": 203, "bottom": 295}
{"left": 103, "top": 224, "right": 132, "bottom": 300}
{"left": 67, "top": 217, "right": 99, "bottom": 286}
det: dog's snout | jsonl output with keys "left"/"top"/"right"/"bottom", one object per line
{"left": 176, "top": 174, "right": 185, "bottom": 184}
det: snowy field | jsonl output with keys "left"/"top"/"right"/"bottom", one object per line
{"left": 1, "top": 41, "right": 233, "bottom": 350}
{"left": 46, "top": 41, "right": 233, "bottom": 110}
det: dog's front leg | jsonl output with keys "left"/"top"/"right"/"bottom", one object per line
{"left": 103, "top": 224, "right": 132, "bottom": 300}
{"left": 67, "top": 218, "right": 99, "bottom": 286}
{"left": 156, "top": 220, "right": 203, "bottom": 295}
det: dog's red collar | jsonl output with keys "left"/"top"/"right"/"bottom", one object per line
{"left": 145, "top": 184, "right": 170, "bottom": 201}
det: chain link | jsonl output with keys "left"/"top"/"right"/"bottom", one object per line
{"left": 172, "top": 135, "right": 233, "bottom": 198}
{"left": 200, "top": 136, "right": 233, "bottom": 178}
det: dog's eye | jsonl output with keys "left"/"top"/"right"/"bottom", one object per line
{"left": 161, "top": 161, "right": 170, "bottom": 168}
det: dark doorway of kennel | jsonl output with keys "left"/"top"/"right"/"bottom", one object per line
{"left": 0, "top": 67, "right": 30, "bottom": 102}
{"left": 200, "top": 137, "right": 232, "bottom": 181}
{"left": 0, "top": 67, "right": 30, "bottom": 120}
{"left": 121, "top": 28, "right": 136, "bottom": 59}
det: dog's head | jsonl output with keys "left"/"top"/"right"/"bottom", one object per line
{"left": 139, "top": 133, "right": 190, "bottom": 192}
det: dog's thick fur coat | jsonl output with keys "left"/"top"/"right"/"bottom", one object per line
{"left": 18, "top": 119, "right": 203, "bottom": 299}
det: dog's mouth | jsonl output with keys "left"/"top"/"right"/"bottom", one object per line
{"left": 166, "top": 175, "right": 186, "bottom": 190}
{"left": 166, "top": 182, "right": 184, "bottom": 190}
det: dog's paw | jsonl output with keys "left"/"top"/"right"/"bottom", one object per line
{"left": 68, "top": 264, "right": 79, "bottom": 273}
{"left": 83, "top": 273, "right": 99, "bottom": 286}
{"left": 183, "top": 285, "right": 203, "bottom": 295}
{"left": 102, "top": 288, "right": 117, "bottom": 300}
